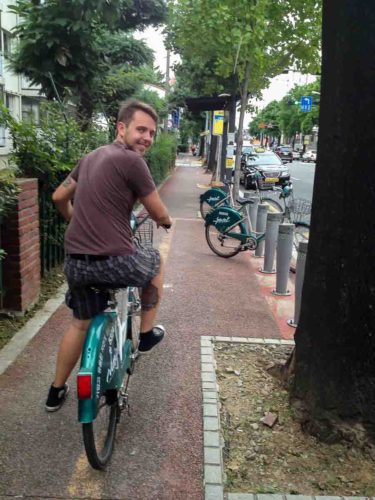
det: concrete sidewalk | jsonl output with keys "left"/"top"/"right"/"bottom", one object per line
{"left": 0, "top": 154, "right": 296, "bottom": 499}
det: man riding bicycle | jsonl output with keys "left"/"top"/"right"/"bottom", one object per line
{"left": 45, "top": 99, "right": 172, "bottom": 412}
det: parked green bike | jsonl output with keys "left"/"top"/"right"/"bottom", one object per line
{"left": 199, "top": 179, "right": 282, "bottom": 219}
{"left": 204, "top": 184, "right": 311, "bottom": 258}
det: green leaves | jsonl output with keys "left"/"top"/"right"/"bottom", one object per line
{"left": 9, "top": 0, "right": 167, "bottom": 126}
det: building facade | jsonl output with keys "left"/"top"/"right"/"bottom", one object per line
{"left": 0, "top": 1, "right": 42, "bottom": 166}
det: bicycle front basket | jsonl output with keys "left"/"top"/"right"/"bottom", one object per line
{"left": 289, "top": 198, "right": 312, "bottom": 219}
{"left": 134, "top": 217, "right": 154, "bottom": 248}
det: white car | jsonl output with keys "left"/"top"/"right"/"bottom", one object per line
{"left": 302, "top": 150, "right": 317, "bottom": 162}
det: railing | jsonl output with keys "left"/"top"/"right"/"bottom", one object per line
{"left": 39, "top": 190, "right": 65, "bottom": 276}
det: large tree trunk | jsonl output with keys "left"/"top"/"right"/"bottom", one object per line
{"left": 289, "top": 0, "right": 375, "bottom": 447}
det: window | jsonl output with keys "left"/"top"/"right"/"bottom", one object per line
{"left": 5, "top": 93, "right": 19, "bottom": 118}
{"left": 22, "top": 97, "right": 40, "bottom": 124}
{"left": 1, "top": 30, "right": 12, "bottom": 58}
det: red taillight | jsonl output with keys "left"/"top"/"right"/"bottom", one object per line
{"left": 77, "top": 374, "right": 92, "bottom": 399}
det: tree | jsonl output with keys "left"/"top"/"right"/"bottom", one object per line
{"left": 167, "top": 0, "right": 322, "bottom": 199}
{"left": 9, "top": 0, "right": 166, "bottom": 128}
{"left": 249, "top": 100, "right": 282, "bottom": 143}
{"left": 286, "top": 0, "right": 375, "bottom": 447}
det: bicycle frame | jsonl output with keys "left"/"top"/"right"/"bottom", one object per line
{"left": 77, "top": 288, "right": 135, "bottom": 424}
{"left": 205, "top": 204, "right": 265, "bottom": 249}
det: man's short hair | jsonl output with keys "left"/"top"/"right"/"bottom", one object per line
{"left": 117, "top": 99, "right": 158, "bottom": 126}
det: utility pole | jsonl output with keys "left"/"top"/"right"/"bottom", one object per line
{"left": 164, "top": 50, "right": 170, "bottom": 132}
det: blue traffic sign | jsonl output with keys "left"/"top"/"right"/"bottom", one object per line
{"left": 301, "top": 96, "right": 312, "bottom": 112}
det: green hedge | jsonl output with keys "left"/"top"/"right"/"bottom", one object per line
{"left": 145, "top": 132, "right": 177, "bottom": 185}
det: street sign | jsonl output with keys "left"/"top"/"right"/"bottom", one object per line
{"left": 213, "top": 110, "right": 224, "bottom": 135}
{"left": 301, "top": 96, "right": 312, "bottom": 112}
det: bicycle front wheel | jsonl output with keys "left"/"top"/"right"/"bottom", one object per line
{"left": 205, "top": 223, "right": 244, "bottom": 258}
{"left": 260, "top": 197, "right": 283, "bottom": 213}
{"left": 293, "top": 222, "right": 310, "bottom": 252}
{"left": 82, "top": 391, "right": 118, "bottom": 470}
{"left": 200, "top": 200, "right": 215, "bottom": 219}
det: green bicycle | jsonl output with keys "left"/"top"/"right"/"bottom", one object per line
{"left": 76, "top": 214, "right": 163, "bottom": 470}
{"left": 204, "top": 185, "right": 310, "bottom": 258}
{"left": 199, "top": 179, "right": 282, "bottom": 219}
{"left": 204, "top": 198, "right": 263, "bottom": 258}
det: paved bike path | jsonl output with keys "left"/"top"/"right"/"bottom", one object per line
{"left": 0, "top": 157, "right": 282, "bottom": 499}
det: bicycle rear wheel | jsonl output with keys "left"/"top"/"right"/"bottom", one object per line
{"left": 205, "top": 223, "right": 244, "bottom": 258}
{"left": 260, "top": 197, "right": 283, "bottom": 213}
{"left": 293, "top": 222, "right": 310, "bottom": 251}
{"left": 82, "top": 390, "right": 119, "bottom": 470}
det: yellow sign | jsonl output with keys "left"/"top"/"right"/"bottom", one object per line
{"left": 213, "top": 110, "right": 224, "bottom": 135}
{"left": 226, "top": 158, "right": 234, "bottom": 168}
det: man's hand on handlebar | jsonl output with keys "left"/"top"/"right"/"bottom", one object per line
{"left": 157, "top": 216, "right": 173, "bottom": 230}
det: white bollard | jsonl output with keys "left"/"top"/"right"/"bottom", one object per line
{"left": 272, "top": 223, "right": 294, "bottom": 295}
{"left": 260, "top": 212, "right": 284, "bottom": 273}
{"left": 254, "top": 204, "right": 268, "bottom": 257}
{"left": 288, "top": 240, "right": 308, "bottom": 327}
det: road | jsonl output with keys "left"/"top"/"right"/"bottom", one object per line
{"left": 288, "top": 160, "right": 316, "bottom": 201}
{"left": 242, "top": 159, "right": 316, "bottom": 202}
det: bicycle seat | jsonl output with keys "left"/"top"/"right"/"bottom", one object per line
{"left": 236, "top": 198, "right": 255, "bottom": 206}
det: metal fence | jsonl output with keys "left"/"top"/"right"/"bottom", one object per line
{"left": 39, "top": 190, "right": 65, "bottom": 276}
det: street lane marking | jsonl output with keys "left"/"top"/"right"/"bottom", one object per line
{"left": 291, "top": 176, "right": 300, "bottom": 181}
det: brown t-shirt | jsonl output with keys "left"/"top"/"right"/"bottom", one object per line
{"left": 65, "top": 142, "right": 156, "bottom": 255}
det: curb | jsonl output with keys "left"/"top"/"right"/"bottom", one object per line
{"left": 0, "top": 283, "right": 67, "bottom": 376}
{"left": 201, "top": 336, "right": 369, "bottom": 500}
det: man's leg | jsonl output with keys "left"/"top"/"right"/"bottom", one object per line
{"left": 53, "top": 318, "right": 91, "bottom": 387}
{"left": 140, "top": 255, "right": 165, "bottom": 332}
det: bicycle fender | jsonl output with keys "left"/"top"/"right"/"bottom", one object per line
{"left": 78, "top": 313, "right": 132, "bottom": 424}
{"left": 200, "top": 187, "right": 226, "bottom": 205}
{"left": 205, "top": 206, "right": 243, "bottom": 231}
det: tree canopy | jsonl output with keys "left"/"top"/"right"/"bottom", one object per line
{"left": 249, "top": 79, "right": 321, "bottom": 142}
{"left": 167, "top": 0, "right": 322, "bottom": 196}
{"left": 9, "top": 0, "right": 167, "bottom": 128}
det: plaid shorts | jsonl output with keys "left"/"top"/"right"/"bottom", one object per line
{"left": 64, "top": 245, "right": 160, "bottom": 320}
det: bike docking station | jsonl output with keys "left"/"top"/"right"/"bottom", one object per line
{"left": 259, "top": 211, "right": 284, "bottom": 274}
{"left": 272, "top": 223, "right": 294, "bottom": 296}
{"left": 287, "top": 240, "right": 308, "bottom": 328}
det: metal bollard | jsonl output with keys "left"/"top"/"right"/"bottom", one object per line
{"left": 243, "top": 193, "right": 259, "bottom": 231}
{"left": 254, "top": 204, "right": 268, "bottom": 257}
{"left": 272, "top": 223, "right": 294, "bottom": 295}
{"left": 260, "top": 212, "right": 284, "bottom": 273}
{"left": 288, "top": 240, "right": 308, "bottom": 327}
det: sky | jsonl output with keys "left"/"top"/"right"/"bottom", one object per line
{"left": 136, "top": 27, "right": 317, "bottom": 127}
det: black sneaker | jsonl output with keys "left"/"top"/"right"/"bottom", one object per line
{"left": 45, "top": 383, "right": 69, "bottom": 412}
{"left": 138, "top": 325, "right": 165, "bottom": 353}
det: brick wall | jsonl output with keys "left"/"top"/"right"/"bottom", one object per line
{"left": 1, "top": 178, "right": 40, "bottom": 313}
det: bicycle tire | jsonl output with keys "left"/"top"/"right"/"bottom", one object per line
{"left": 205, "top": 222, "right": 244, "bottom": 258}
{"left": 260, "top": 197, "right": 283, "bottom": 213}
{"left": 199, "top": 199, "right": 213, "bottom": 219}
{"left": 293, "top": 222, "right": 310, "bottom": 251}
{"left": 82, "top": 392, "right": 118, "bottom": 470}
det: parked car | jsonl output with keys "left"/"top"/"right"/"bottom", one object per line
{"left": 302, "top": 150, "right": 317, "bottom": 162}
{"left": 274, "top": 145, "right": 293, "bottom": 163}
{"left": 240, "top": 151, "right": 291, "bottom": 190}
{"left": 292, "top": 150, "right": 302, "bottom": 160}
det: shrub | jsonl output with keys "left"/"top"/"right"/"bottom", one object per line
{"left": 145, "top": 132, "right": 177, "bottom": 185}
